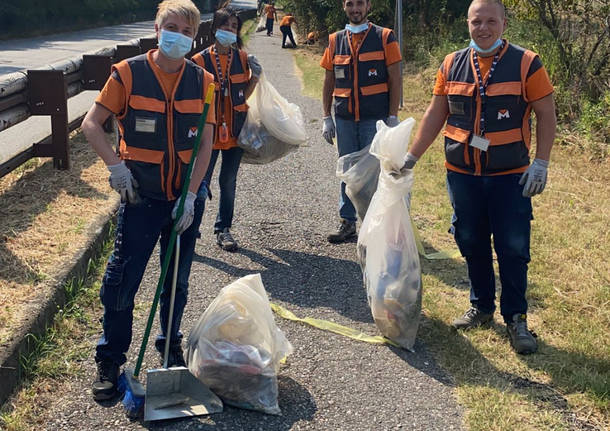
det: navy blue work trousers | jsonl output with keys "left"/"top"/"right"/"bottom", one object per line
{"left": 446, "top": 171, "right": 533, "bottom": 322}
{"left": 199, "top": 147, "right": 243, "bottom": 233}
{"left": 95, "top": 194, "right": 205, "bottom": 366}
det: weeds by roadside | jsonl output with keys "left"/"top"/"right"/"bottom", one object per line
{"left": 0, "top": 229, "right": 114, "bottom": 431}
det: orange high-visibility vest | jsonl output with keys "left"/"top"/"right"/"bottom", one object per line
{"left": 442, "top": 42, "right": 538, "bottom": 176}
{"left": 113, "top": 50, "right": 214, "bottom": 200}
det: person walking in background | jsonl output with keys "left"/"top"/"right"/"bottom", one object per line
{"left": 81, "top": 0, "right": 216, "bottom": 400}
{"left": 397, "top": 0, "right": 556, "bottom": 354}
{"left": 191, "top": 7, "right": 262, "bottom": 252}
{"left": 320, "top": 0, "right": 402, "bottom": 243}
{"left": 279, "top": 12, "right": 297, "bottom": 48}
{"left": 263, "top": 1, "right": 277, "bottom": 36}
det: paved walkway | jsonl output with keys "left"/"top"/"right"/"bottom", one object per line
{"left": 12, "top": 18, "right": 464, "bottom": 430}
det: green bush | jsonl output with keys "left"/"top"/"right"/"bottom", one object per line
{"left": 576, "top": 91, "right": 610, "bottom": 144}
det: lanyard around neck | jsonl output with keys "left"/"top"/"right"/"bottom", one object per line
{"left": 347, "top": 24, "right": 369, "bottom": 55}
{"left": 213, "top": 48, "right": 232, "bottom": 94}
{"left": 472, "top": 41, "right": 504, "bottom": 134}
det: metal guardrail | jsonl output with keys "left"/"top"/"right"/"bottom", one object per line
{"left": 0, "top": 8, "right": 255, "bottom": 178}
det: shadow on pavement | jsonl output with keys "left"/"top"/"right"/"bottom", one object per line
{"left": 193, "top": 247, "right": 372, "bottom": 323}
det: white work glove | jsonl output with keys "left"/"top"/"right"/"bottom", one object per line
{"left": 385, "top": 115, "right": 399, "bottom": 127}
{"left": 322, "top": 116, "right": 335, "bottom": 145}
{"left": 247, "top": 54, "right": 262, "bottom": 79}
{"left": 390, "top": 152, "right": 419, "bottom": 178}
{"left": 107, "top": 161, "right": 139, "bottom": 204}
{"left": 171, "top": 191, "right": 197, "bottom": 234}
{"left": 519, "top": 158, "right": 548, "bottom": 197}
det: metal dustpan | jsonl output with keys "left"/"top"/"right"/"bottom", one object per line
{"left": 144, "top": 366, "right": 222, "bottom": 421}
{"left": 144, "top": 236, "right": 223, "bottom": 422}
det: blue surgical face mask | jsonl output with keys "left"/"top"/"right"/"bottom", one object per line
{"left": 215, "top": 29, "right": 237, "bottom": 47}
{"left": 469, "top": 38, "right": 502, "bottom": 55}
{"left": 345, "top": 22, "right": 369, "bottom": 34}
{"left": 159, "top": 29, "right": 193, "bottom": 60}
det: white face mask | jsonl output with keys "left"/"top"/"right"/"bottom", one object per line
{"left": 345, "top": 22, "right": 369, "bottom": 34}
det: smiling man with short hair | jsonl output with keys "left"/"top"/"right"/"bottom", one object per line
{"left": 398, "top": 0, "right": 556, "bottom": 354}
{"left": 320, "top": 0, "right": 402, "bottom": 243}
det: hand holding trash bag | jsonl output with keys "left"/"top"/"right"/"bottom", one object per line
{"left": 247, "top": 54, "right": 262, "bottom": 79}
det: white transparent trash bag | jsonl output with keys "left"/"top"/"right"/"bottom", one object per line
{"left": 357, "top": 118, "right": 422, "bottom": 351}
{"left": 256, "top": 15, "right": 266, "bottom": 32}
{"left": 238, "top": 102, "right": 298, "bottom": 164}
{"left": 186, "top": 274, "right": 293, "bottom": 415}
{"left": 336, "top": 144, "right": 380, "bottom": 221}
{"left": 237, "top": 74, "right": 306, "bottom": 164}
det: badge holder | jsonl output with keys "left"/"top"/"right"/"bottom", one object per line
{"left": 219, "top": 120, "right": 229, "bottom": 144}
{"left": 470, "top": 135, "right": 490, "bottom": 152}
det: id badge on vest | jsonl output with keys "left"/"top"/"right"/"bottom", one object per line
{"left": 470, "top": 135, "right": 490, "bottom": 152}
{"left": 334, "top": 66, "right": 347, "bottom": 80}
{"left": 135, "top": 117, "right": 156, "bottom": 133}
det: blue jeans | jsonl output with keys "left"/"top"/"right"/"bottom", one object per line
{"left": 199, "top": 147, "right": 243, "bottom": 233}
{"left": 446, "top": 171, "right": 532, "bottom": 322}
{"left": 335, "top": 116, "right": 378, "bottom": 222}
{"left": 95, "top": 194, "right": 204, "bottom": 366}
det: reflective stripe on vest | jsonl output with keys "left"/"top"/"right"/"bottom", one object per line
{"left": 332, "top": 24, "right": 389, "bottom": 121}
{"left": 442, "top": 42, "right": 537, "bottom": 175}
{"left": 192, "top": 47, "right": 248, "bottom": 141}
{"left": 114, "top": 50, "right": 212, "bottom": 200}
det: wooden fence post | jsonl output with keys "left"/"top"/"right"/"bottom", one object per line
{"left": 27, "top": 70, "right": 69, "bottom": 170}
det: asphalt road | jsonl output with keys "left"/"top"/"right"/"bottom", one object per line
{"left": 27, "top": 21, "right": 464, "bottom": 431}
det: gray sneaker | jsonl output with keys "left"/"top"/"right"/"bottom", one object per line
{"left": 506, "top": 314, "right": 538, "bottom": 354}
{"left": 216, "top": 228, "right": 238, "bottom": 251}
{"left": 452, "top": 307, "right": 493, "bottom": 330}
{"left": 327, "top": 219, "right": 356, "bottom": 243}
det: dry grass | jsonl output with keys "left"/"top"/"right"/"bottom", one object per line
{"left": 0, "top": 130, "right": 118, "bottom": 346}
{"left": 293, "top": 56, "right": 610, "bottom": 430}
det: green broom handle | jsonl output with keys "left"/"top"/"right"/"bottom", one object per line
{"left": 134, "top": 82, "right": 215, "bottom": 377}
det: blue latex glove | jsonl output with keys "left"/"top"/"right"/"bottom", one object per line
{"left": 172, "top": 191, "right": 197, "bottom": 234}
{"left": 519, "top": 158, "right": 548, "bottom": 197}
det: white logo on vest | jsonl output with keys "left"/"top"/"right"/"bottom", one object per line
{"left": 497, "top": 109, "right": 510, "bottom": 120}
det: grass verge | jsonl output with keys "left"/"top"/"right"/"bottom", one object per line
{"left": 0, "top": 228, "right": 114, "bottom": 431}
{"left": 291, "top": 50, "right": 610, "bottom": 431}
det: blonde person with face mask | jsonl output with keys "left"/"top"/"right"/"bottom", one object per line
{"left": 82, "top": 0, "right": 216, "bottom": 400}
{"left": 396, "top": 0, "right": 556, "bottom": 354}
{"left": 191, "top": 7, "right": 261, "bottom": 252}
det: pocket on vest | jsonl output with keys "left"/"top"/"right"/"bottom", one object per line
{"left": 333, "top": 87, "right": 352, "bottom": 116}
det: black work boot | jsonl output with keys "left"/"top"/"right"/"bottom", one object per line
{"left": 159, "top": 344, "right": 186, "bottom": 368}
{"left": 216, "top": 228, "right": 238, "bottom": 251}
{"left": 327, "top": 219, "right": 356, "bottom": 243}
{"left": 452, "top": 306, "right": 493, "bottom": 330}
{"left": 506, "top": 313, "right": 538, "bottom": 354}
{"left": 92, "top": 360, "right": 119, "bottom": 401}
